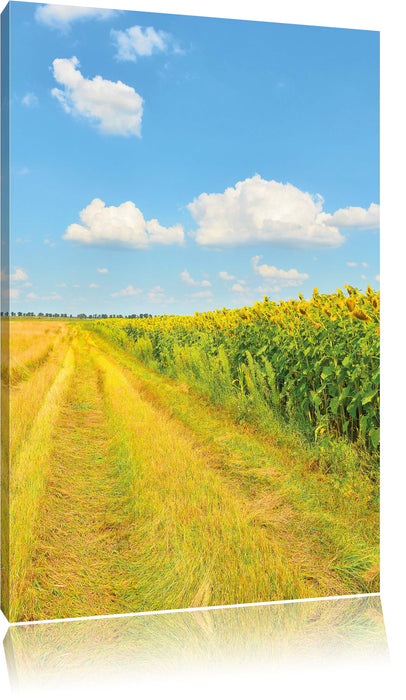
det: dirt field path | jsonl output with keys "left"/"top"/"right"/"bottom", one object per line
{"left": 24, "top": 347, "right": 137, "bottom": 619}
{"left": 13, "top": 329, "right": 379, "bottom": 621}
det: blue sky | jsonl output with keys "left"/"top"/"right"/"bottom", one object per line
{"left": 9, "top": 2, "right": 379, "bottom": 315}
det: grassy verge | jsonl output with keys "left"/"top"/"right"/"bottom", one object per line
{"left": 9, "top": 345, "right": 75, "bottom": 621}
{"left": 90, "top": 332, "right": 379, "bottom": 603}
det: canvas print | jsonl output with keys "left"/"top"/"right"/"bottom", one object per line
{"left": 1, "top": 2, "right": 380, "bottom": 623}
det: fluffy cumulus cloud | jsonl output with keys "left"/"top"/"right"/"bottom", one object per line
{"left": 111, "top": 25, "right": 178, "bottom": 62}
{"left": 10, "top": 266, "right": 28, "bottom": 282}
{"left": 180, "top": 270, "right": 211, "bottom": 286}
{"left": 8, "top": 266, "right": 33, "bottom": 289}
{"left": 219, "top": 271, "right": 235, "bottom": 281}
{"left": 63, "top": 198, "right": 184, "bottom": 249}
{"left": 35, "top": 5, "right": 117, "bottom": 31}
{"left": 51, "top": 57, "right": 144, "bottom": 136}
{"left": 111, "top": 285, "right": 142, "bottom": 298}
{"left": 252, "top": 256, "right": 309, "bottom": 287}
{"left": 321, "top": 203, "right": 380, "bottom": 229}
{"left": 187, "top": 176, "right": 379, "bottom": 248}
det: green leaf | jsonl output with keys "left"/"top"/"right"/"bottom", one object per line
{"left": 369, "top": 427, "right": 380, "bottom": 449}
{"left": 362, "top": 390, "right": 377, "bottom": 406}
{"left": 330, "top": 397, "right": 340, "bottom": 415}
{"left": 321, "top": 365, "right": 334, "bottom": 379}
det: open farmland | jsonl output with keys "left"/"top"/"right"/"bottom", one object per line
{"left": 4, "top": 287, "right": 379, "bottom": 622}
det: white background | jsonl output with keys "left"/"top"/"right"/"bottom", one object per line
{"left": 0, "top": 0, "right": 405, "bottom": 697}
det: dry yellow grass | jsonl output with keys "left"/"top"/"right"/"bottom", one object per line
{"left": 21, "top": 347, "right": 135, "bottom": 620}
{"left": 3, "top": 321, "right": 379, "bottom": 622}
{"left": 8, "top": 320, "right": 69, "bottom": 385}
{"left": 91, "top": 335, "right": 379, "bottom": 600}
{"left": 10, "top": 337, "right": 73, "bottom": 462}
{"left": 93, "top": 341, "right": 316, "bottom": 612}
{"left": 9, "top": 344, "right": 75, "bottom": 621}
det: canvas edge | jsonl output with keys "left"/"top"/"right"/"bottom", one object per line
{"left": 1, "top": 0, "right": 11, "bottom": 623}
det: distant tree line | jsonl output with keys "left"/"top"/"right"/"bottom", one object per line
{"left": 1, "top": 311, "right": 154, "bottom": 319}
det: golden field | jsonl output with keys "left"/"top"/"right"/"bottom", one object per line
{"left": 2, "top": 298, "right": 379, "bottom": 621}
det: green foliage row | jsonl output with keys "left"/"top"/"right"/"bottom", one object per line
{"left": 89, "top": 286, "right": 380, "bottom": 461}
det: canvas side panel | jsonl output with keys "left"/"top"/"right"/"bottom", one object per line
{"left": 1, "top": 1, "right": 10, "bottom": 621}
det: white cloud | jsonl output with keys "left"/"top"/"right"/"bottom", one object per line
{"left": 346, "top": 262, "right": 358, "bottom": 267}
{"left": 361, "top": 275, "right": 367, "bottom": 280}
{"left": 10, "top": 266, "right": 28, "bottom": 282}
{"left": 35, "top": 6, "right": 116, "bottom": 31}
{"left": 187, "top": 176, "right": 379, "bottom": 248}
{"left": 9, "top": 289, "right": 20, "bottom": 299}
{"left": 180, "top": 270, "right": 197, "bottom": 285}
{"left": 21, "top": 92, "right": 38, "bottom": 107}
{"left": 111, "top": 285, "right": 142, "bottom": 298}
{"left": 375, "top": 275, "right": 380, "bottom": 282}
{"left": 111, "top": 25, "right": 178, "bottom": 62}
{"left": 219, "top": 271, "right": 235, "bottom": 281}
{"left": 180, "top": 269, "right": 211, "bottom": 286}
{"left": 252, "top": 256, "right": 309, "bottom": 287}
{"left": 63, "top": 198, "right": 184, "bottom": 248}
{"left": 191, "top": 290, "right": 213, "bottom": 299}
{"left": 146, "top": 218, "right": 184, "bottom": 245}
{"left": 148, "top": 286, "right": 175, "bottom": 304}
{"left": 361, "top": 262, "right": 369, "bottom": 268}
{"left": 97, "top": 268, "right": 108, "bottom": 274}
{"left": 44, "top": 238, "right": 56, "bottom": 247}
{"left": 188, "top": 176, "right": 345, "bottom": 248}
{"left": 26, "top": 291, "right": 62, "bottom": 301}
{"left": 255, "top": 285, "right": 284, "bottom": 297}
{"left": 148, "top": 285, "right": 165, "bottom": 303}
{"left": 89, "top": 283, "right": 100, "bottom": 288}
{"left": 9, "top": 266, "right": 33, "bottom": 290}
{"left": 56, "top": 283, "right": 67, "bottom": 288}
{"left": 232, "top": 283, "right": 245, "bottom": 292}
{"left": 51, "top": 57, "right": 144, "bottom": 137}
{"left": 321, "top": 203, "right": 380, "bottom": 229}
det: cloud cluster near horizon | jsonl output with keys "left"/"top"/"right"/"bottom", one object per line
{"left": 35, "top": 5, "right": 117, "bottom": 31}
{"left": 252, "top": 256, "right": 309, "bottom": 287}
{"left": 63, "top": 198, "right": 184, "bottom": 248}
{"left": 187, "top": 175, "right": 379, "bottom": 248}
{"left": 51, "top": 57, "right": 144, "bottom": 136}
{"left": 62, "top": 175, "right": 380, "bottom": 251}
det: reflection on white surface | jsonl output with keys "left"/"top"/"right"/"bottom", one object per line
{"left": 4, "top": 595, "right": 387, "bottom": 695}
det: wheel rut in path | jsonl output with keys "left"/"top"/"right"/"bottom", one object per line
{"left": 26, "top": 346, "right": 135, "bottom": 620}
